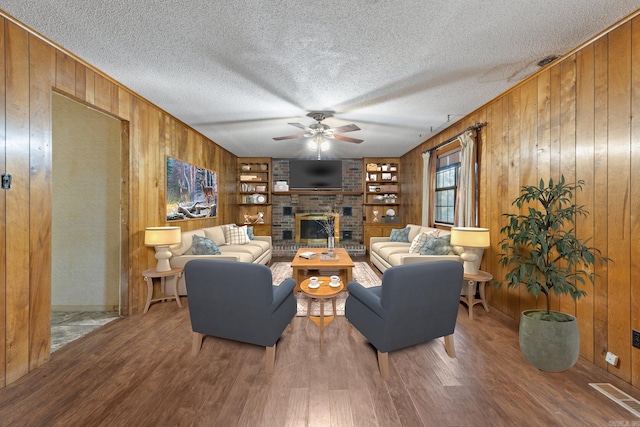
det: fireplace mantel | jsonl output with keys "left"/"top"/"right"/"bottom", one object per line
{"left": 295, "top": 213, "right": 340, "bottom": 244}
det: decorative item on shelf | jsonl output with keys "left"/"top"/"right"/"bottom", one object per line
{"left": 383, "top": 208, "right": 399, "bottom": 223}
{"left": 369, "top": 173, "right": 377, "bottom": 181}
{"left": 251, "top": 193, "right": 266, "bottom": 204}
{"left": 244, "top": 212, "right": 264, "bottom": 224}
{"left": 390, "top": 166, "right": 397, "bottom": 171}
{"left": 144, "top": 226, "right": 182, "bottom": 272}
{"left": 274, "top": 181, "right": 289, "bottom": 191}
{"left": 381, "top": 164, "right": 389, "bottom": 171}
{"left": 256, "top": 185, "right": 267, "bottom": 192}
{"left": 372, "top": 210, "right": 379, "bottom": 223}
{"left": 381, "top": 172, "right": 392, "bottom": 180}
{"left": 384, "top": 194, "right": 397, "bottom": 203}
{"left": 260, "top": 163, "right": 268, "bottom": 171}
{"left": 373, "top": 195, "right": 384, "bottom": 203}
{"left": 450, "top": 227, "right": 490, "bottom": 275}
{"left": 241, "top": 164, "right": 251, "bottom": 171}
{"left": 366, "top": 163, "right": 378, "bottom": 171}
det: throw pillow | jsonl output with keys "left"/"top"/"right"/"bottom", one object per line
{"left": 409, "top": 231, "right": 438, "bottom": 253}
{"left": 224, "top": 225, "right": 250, "bottom": 245}
{"left": 420, "top": 234, "right": 453, "bottom": 255}
{"left": 246, "top": 226, "right": 255, "bottom": 240}
{"left": 190, "top": 235, "right": 221, "bottom": 255}
{"left": 389, "top": 226, "right": 410, "bottom": 242}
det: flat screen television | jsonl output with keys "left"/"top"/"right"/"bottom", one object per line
{"left": 289, "top": 160, "right": 342, "bottom": 190}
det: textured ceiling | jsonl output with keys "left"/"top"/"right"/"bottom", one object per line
{"left": 3, "top": 1, "right": 640, "bottom": 159}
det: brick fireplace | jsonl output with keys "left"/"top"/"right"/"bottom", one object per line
{"left": 271, "top": 159, "right": 365, "bottom": 256}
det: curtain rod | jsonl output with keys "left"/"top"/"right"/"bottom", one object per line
{"left": 422, "top": 122, "right": 488, "bottom": 154}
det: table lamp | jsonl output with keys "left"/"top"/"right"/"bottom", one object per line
{"left": 450, "top": 227, "right": 490, "bottom": 275}
{"left": 144, "top": 226, "right": 181, "bottom": 272}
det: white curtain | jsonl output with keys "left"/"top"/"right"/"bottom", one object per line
{"left": 454, "top": 130, "right": 476, "bottom": 227}
{"left": 421, "top": 151, "right": 431, "bottom": 226}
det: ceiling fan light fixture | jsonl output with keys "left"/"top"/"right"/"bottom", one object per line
{"left": 273, "top": 111, "right": 363, "bottom": 145}
{"left": 308, "top": 137, "right": 330, "bottom": 151}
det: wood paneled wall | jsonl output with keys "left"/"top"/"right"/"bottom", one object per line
{"left": 0, "top": 15, "right": 237, "bottom": 387}
{"left": 402, "top": 16, "right": 640, "bottom": 386}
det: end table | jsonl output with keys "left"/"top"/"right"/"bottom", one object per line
{"left": 460, "top": 270, "right": 492, "bottom": 320}
{"left": 299, "top": 276, "right": 344, "bottom": 351}
{"left": 142, "top": 267, "right": 184, "bottom": 313}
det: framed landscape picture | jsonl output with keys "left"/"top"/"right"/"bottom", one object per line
{"left": 166, "top": 157, "right": 218, "bottom": 220}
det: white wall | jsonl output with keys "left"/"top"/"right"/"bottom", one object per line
{"left": 51, "top": 93, "right": 121, "bottom": 311}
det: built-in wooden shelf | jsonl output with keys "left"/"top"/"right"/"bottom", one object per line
{"left": 272, "top": 191, "right": 363, "bottom": 196}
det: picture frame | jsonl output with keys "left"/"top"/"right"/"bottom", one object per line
{"left": 166, "top": 157, "right": 218, "bottom": 220}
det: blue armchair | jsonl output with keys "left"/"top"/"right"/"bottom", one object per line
{"left": 184, "top": 259, "right": 296, "bottom": 373}
{"left": 345, "top": 261, "right": 464, "bottom": 379}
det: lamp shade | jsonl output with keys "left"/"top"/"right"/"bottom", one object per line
{"left": 144, "top": 226, "right": 181, "bottom": 246}
{"left": 450, "top": 227, "right": 490, "bottom": 248}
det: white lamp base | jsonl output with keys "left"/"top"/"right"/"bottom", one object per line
{"left": 154, "top": 245, "right": 173, "bottom": 272}
{"left": 460, "top": 250, "right": 481, "bottom": 275}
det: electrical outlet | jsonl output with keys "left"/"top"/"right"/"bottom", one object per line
{"left": 633, "top": 329, "right": 640, "bottom": 349}
{"left": 605, "top": 351, "right": 619, "bottom": 366}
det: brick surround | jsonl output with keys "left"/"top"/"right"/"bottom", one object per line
{"left": 272, "top": 159, "right": 365, "bottom": 256}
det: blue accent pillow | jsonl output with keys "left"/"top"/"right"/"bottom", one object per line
{"left": 420, "top": 234, "right": 453, "bottom": 255}
{"left": 246, "top": 226, "right": 255, "bottom": 240}
{"left": 190, "top": 235, "right": 221, "bottom": 255}
{"left": 389, "top": 227, "right": 410, "bottom": 242}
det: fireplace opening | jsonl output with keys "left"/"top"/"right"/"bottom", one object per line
{"left": 295, "top": 213, "right": 340, "bottom": 244}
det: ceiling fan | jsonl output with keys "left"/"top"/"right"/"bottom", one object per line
{"left": 272, "top": 111, "right": 363, "bottom": 144}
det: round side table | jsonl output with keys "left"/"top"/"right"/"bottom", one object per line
{"left": 460, "top": 270, "right": 492, "bottom": 320}
{"left": 142, "top": 267, "right": 183, "bottom": 313}
{"left": 299, "top": 276, "right": 344, "bottom": 351}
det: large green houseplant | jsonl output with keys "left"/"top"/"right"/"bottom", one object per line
{"left": 498, "top": 176, "right": 608, "bottom": 371}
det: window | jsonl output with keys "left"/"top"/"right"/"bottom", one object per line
{"left": 434, "top": 148, "right": 460, "bottom": 225}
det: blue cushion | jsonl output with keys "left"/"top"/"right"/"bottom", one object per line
{"left": 389, "top": 227, "right": 410, "bottom": 242}
{"left": 246, "top": 226, "right": 255, "bottom": 240}
{"left": 420, "top": 234, "right": 453, "bottom": 255}
{"left": 191, "top": 235, "right": 221, "bottom": 255}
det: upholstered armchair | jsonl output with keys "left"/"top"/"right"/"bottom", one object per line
{"left": 184, "top": 259, "right": 296, "bottom": 373}
{"left": 345, "top": 261, "right": 464, "bottom": 379}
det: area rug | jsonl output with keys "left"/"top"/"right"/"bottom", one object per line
{"left": 271, "top": 261, "right": 382, "bottom": 316}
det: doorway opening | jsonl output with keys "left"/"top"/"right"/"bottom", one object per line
{"left": 51, "top": 93, "right": 128, "bottom": 351}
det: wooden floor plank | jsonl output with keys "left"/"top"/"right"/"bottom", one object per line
{"left": 0, "top": 260, "right": 638, "bottom": 426}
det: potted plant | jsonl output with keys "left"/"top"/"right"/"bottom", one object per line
{"left": 498, "top": 176, "right": 608, "bottom": 372}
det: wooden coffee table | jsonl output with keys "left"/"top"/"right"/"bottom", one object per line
{"left": 299, "top": 276, "right": 345, "bottom": 351}
{"left": 291, "top": 247, "right": 354, "bottom": 293}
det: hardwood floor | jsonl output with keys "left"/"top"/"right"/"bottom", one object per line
{"left": 0, "top": 262, "right": 638, "bottom": 426}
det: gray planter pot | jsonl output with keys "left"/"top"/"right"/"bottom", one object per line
{"left": 519, "top": 309, "right": 579, "bottom": 372}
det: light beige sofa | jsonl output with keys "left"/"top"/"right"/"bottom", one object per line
{"left": 370, "top": 224, "right": 461, "bottom": 273}
{"left": 170, "top": 224, "right": 272, "bottom": 294}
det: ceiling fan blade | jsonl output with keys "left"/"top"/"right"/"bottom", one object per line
{"left": 272, "top": 133, "right": 311, "bottom": 141}
{"left": 288, "top": 123, "right": 310, "bottom": 131}
{"left": 327, "top": 134, "right": 363, "bottom": 143}
{"left": 328, "top": 124, "right": 360, "bottom": 134}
